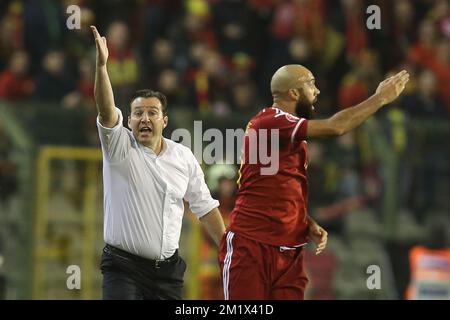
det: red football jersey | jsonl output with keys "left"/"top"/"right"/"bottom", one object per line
{"left": 229, "top": 106, "right": 309, "bottom": 246}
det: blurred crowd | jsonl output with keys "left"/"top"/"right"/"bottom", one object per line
{"left": 0, "top": 0, "right": 449, "bottom": 299}
{"left": 0, "top": 0, "right": 448, "bottom": 116}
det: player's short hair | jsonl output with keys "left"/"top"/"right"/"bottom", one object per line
{"left": 130, "top": 89, "right": 168, "bottom": 116}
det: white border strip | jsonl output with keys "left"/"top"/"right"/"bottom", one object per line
{"left": 222, "top": 231, "right": 235, "bottom": 300}
{"left": 291, "top": 118, "right": 305, "bottom": 144}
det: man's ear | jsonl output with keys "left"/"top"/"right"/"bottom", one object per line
{"left": 163, "top": 115, "right": 168, "bottom": 129}
{"left": 128, "top": 116, "right": 131, "bottom": 128}
{"left": 288, "top": 88, "right": 300, "bottom": 101}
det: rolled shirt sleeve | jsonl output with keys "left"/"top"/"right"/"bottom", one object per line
{"left": 184, "top": 151, "right": 220, "bottom": 218}
{"left": 96, "top": 108, "right": 132, "bottom": 163}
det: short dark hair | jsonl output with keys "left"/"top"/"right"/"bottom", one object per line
{"left": 130, "top": 89, "right": 168, "bottom": 116}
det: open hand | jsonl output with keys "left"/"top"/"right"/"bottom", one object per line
{"left": 375, "top": 70, "right": 410, "bottom": 105}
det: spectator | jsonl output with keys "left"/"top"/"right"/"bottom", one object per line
{"left": 0, "top": 50, "right": 33, "bottom": 100}
{"left": 0, "top": 0, "right": 25, "bottom": 70}
{"left": 104, "top": 21, "right": 139, "bottom": 111}
{"left": 23, "top": 0, "right": 66, "bottom": 71}
{"left": 33, "top": 50, "right": 76, "bottom": 102}
{"left": 64, "top": 4, "right": 96, "bottom": 62}
{"left": 405, "top": 216, "right": 450, "bottom": 300}
{"left": 409, "top": 20, "right": 438, "bottom": 69}
{"left": 403, "top": 69, "right": 448, "bottom": 119}
{"left": 338, "top": 50, "right": 381, "bottom": 109}
{"left": 146, "top": 38, "right": 176, "bottom": 87}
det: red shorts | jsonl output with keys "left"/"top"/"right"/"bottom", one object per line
{"left": 219, "top": 231, "right": 308, "bottom": 300}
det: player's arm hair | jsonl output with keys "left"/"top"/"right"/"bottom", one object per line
{"left": 199, "top": 207, "right": 226, "bottom": 247}
{"left": 307, "top": 70, "right": 409, "bottom": 138}
{"left": 92, "top": 26, "right": 118, "bottom": 128}
{"left": 306, "top": 93, "right": 384, "bottom": 138}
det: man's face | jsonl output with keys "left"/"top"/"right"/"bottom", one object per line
{"left": 128, "top": 97, "right": 168, "bottom": 147}
{"left": 294, "top": 73, "right": 320, "bottom": 119}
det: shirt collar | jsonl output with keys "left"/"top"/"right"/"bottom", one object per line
{"left": 140, "top": 138, "right": 169, "bottom": 158}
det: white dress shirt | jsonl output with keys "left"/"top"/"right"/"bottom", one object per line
{"left": 97, "top": 108, "right": 219, "bottom": 259}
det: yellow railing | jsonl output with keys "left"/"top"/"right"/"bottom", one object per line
{"left": 32, "top": 146, "right": 102, "bottom": 299}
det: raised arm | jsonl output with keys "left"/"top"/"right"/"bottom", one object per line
{"left": 307, "top": 70, "right": 410, "bottom": 138}
{"left": 91, "top": 26, "right": 118, "bottom": 128}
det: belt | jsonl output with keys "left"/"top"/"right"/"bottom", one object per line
{"left": 104, "top": 244, "right": 179, "bottom": 269}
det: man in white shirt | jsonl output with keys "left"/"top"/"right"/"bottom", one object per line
{"left": 91, "top": 26, "right": 226, "bottom": 300}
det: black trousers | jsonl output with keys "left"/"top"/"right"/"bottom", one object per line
{"left": 100, "top": 244, "right": 186, "bottom": 300}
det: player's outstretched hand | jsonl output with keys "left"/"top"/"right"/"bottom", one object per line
{"left": 308, "top": 223, "right": 328, "bottom": 255}
{"left": 375, "top": 70, "right": 410, "bottom": 106}
{"left": 91, "top": 26, "right": 108, "bottom": 67}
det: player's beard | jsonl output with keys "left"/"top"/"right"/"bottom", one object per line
{"left": 295, "top": 89, "right": 315, "bottom": 119}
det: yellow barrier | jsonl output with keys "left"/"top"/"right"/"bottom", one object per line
{"left": 32, "top": 146, "right": 102, "bottom": 299}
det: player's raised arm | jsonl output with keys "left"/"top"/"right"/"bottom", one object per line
{"left": 307, "top": 70, "right": 409, "bottom": 138}
{"left": 91, "top": 25, "right": 118, "bottom": 128}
